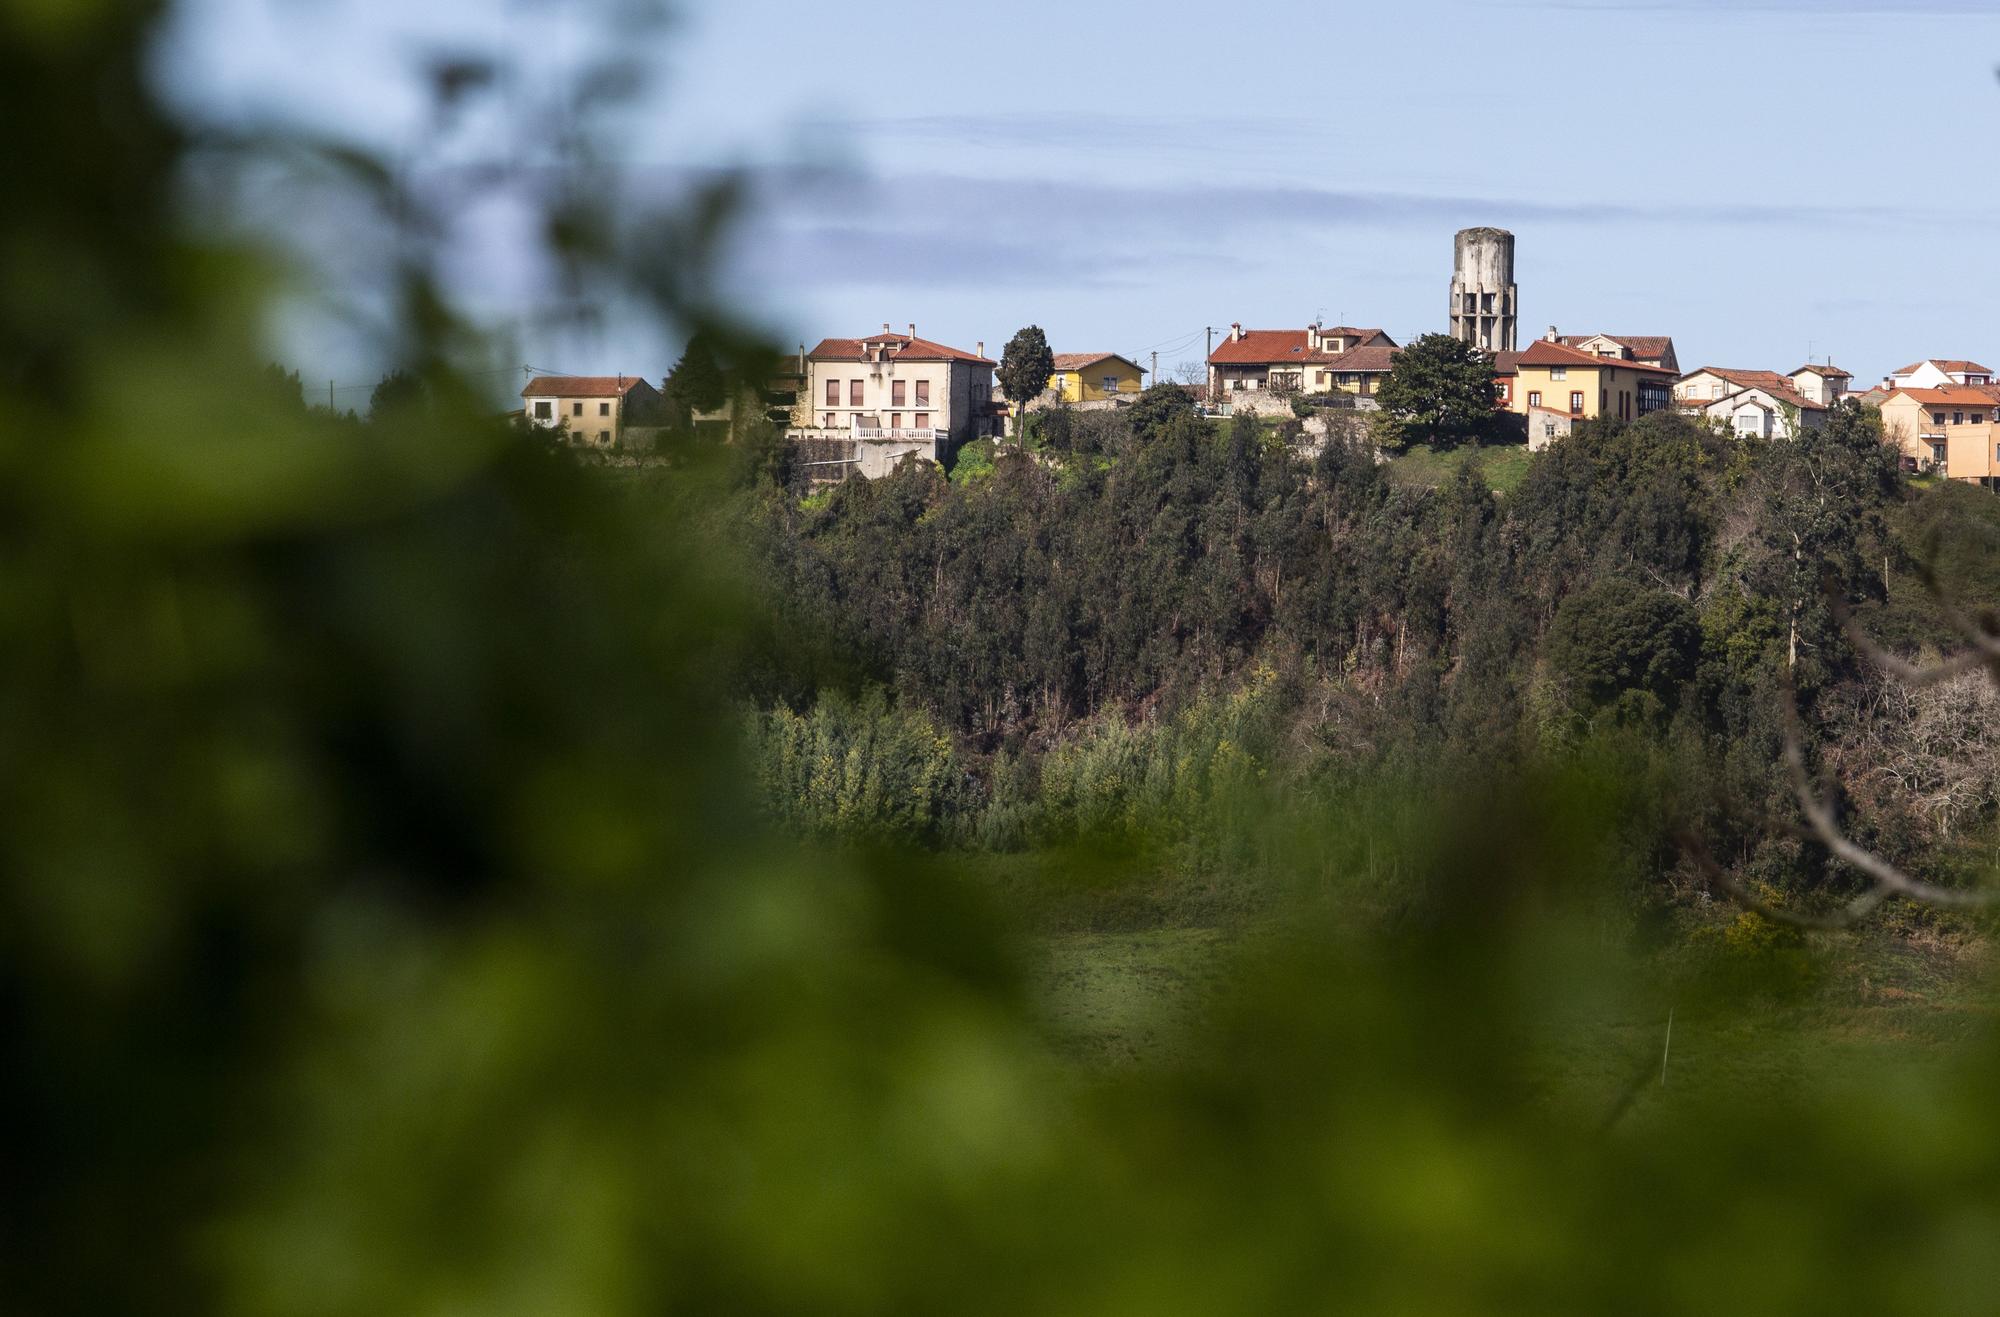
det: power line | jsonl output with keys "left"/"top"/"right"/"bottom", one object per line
{"left": 306, "top": 363, "right": 539, "bottom": 407}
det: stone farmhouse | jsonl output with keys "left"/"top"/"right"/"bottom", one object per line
{"left": 521, "top": 375, "right": 664, "bottom": 449}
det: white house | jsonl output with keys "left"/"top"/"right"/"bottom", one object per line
{"left": 1788, "top": 363, "right": 1853, "bottom": 408}
{"left": 1888, "top": 359, "right": 1994, "bottom": 391}
{"left": 794, "top": 326, "right": 997, "bottom": 478}
{"left": 1676, "top": 367, "right": 1827, "bottom": 439}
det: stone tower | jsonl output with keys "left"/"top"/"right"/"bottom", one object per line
{"left": 1449, "top": 227, "right": 1518, "bottom": 353}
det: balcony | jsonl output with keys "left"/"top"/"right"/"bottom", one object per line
{"left": 852, "top": 425, "right": 946, "bottom": 444}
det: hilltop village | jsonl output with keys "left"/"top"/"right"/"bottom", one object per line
{"left": 518, "top": 227, "right": 2000, "bottom": 489}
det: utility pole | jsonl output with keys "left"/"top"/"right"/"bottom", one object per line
{"left": 328, "top": 379, "right": 334, "bottom": 411}
{"left": 1151, "top": 350, "right": 1157, "bottom": 384}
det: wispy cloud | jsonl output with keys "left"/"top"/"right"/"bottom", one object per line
{"left": 711, "top": 166, "right": 1909, "bottom": 295}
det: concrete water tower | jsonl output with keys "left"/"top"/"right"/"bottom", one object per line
{"left": 1449, "top": 227, "right": 1518, "bottom": 353}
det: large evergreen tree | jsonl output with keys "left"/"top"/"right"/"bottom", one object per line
{"left": 665, "top": 331, "right": 728, "bottom": 416}
{"left": 997, "top": 325, "right": 1054, "bottom": 441}
{"left": 368, "top": 368, "right": 428, "bottom": 420}
{"left": 1372, "top": 333, "right": 1501, "bottom": 453}
{"left": 1751, "top": 401, "right": 1899, "bottom": 680}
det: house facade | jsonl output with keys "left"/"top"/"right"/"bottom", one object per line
{"left": 1675, "top": 367, "right": 1827, "bottom": 439}
{"left": 793, "top": 326, "right": 997, "bottom": 478}
{"left": 1049, "top": 353, "right": 1144, "bottom": 403}
{"left": 1877, "top": 386, "right": 2000, "bottom": 472}
{"left": 1788, "top": 364, "right": 1852, "bottom": 408}
{"left": 521, "top": 375, "right": 664, "bottom": 448}
{"left": 1505, "top": 337, "right": 1676, "bottom": 424}
{"left": 1206, "top": 323, "right": 1399, "bottom": 403}
{"left": 1526, "top": 404, "right": 1574, "bottom": 452}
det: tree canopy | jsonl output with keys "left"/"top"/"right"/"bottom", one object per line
{"left": 998, "top": 325, "right": 1055, "bottom": 438}
{"left": 368, "top": 368, "right": 429, "bottom": 420}
{"left": 1373, "top": 333, "right": 1502, "bottom": 452}
{"left": 665, "top": 331, "right": 728, "bottom": 415}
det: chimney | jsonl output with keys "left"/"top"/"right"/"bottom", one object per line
{"left": 882, "top": 322, "right": 891, "bottom": 335}
{"left": 1231, "top": 322, "right": 1244, "bottom": 341}
{"left": 976, "top": 341, "right": 985, "bottom": 360}
{"left": 907, "top": 323, "right": 916, "bottom": 339}
{"left": 1545, "top": 326, "right": 1559, "bottom": 343}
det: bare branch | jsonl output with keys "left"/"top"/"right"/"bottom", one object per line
{"left": 1910, "top": 555, "right": 2000, "bottom": 662}
{"left": 1833, "top": 595, "right": 1993, "bottom": 687}
{"left": 1781, "top": 682, "right": 2000, "bottom": 911}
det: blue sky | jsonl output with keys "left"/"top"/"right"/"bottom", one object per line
{"left": 159, "top": 0, "right": 2000, "bottom": 393}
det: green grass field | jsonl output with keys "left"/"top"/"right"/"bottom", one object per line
{"left": 1388, "top": 443, "right": 1535, "bottom": 495}
{"left": 1033, "top": 927, "right": 1233, "bottom": 1067}
{"left": 1028, "top": 911, "right": 1997, "bottom": 1123}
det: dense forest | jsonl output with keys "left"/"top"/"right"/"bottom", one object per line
{"left": 671, "top": 398, "right": 2000, "bottom": 927}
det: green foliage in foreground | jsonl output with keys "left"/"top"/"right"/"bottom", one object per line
{"left": 13, "top": 1, "right": 2000, "bottom": 1313}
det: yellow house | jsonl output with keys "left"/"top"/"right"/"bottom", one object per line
{"left": 1876, "top": 386, "right": 2000, "bottom": 472}
{"left": 1506, "top": 338, "right": 1675, "bottom": 424}
{"left": 1945, "top": 423, "right": 2000, "bottom": 486}
{"left": 1048, "top": 353, "right": 1144, "bottom": 403}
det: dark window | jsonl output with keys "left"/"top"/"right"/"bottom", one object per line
{"left": 915, "top": 380, "right": 930, "bottom": 406}
{"left": 599, "top": 401, "right": 611, "bottom": 416}
{"left": 1955, "top": 411, "right": 1965, "bottom": 425}
{"left": 825, "top": 379, "right": 838, "bottom": 406}
{"left": 598, "top": 430, "right": 609, "bottom": 444}
{"left": 1571, "top": 392, "right": 1585, "bottom": 415}
{"left": 572, "top": 401, "right": 583, "bottom": 416}
{"left": 849, "top": 380, "right": 864, "bottom": 407}
{"left": 892, "top": 380, "right": 906, "bottom": 406}
{"left": 533, "top": 400, "right": 551, "bottom": 419}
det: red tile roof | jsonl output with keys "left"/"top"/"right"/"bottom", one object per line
{"left": 1493, "top": 350, "right": 1522, "bottom": 376}
{"left": 1685, "top": 367, "right": 1825, "bottom": 411}
{"left": 1325, "top": 345, "right": 1399, "bottom": 373}
{"left": 1560, "top": 334, "right": 1676, "bottom": 363}
{"left": 1892, "top": 359, "right": 1994, "bottom": 377}
{"left": 1209, "top": 329, "right": 1316, "bottom": 365}
{"left": 1051, "top": 352, "right": 1140, "bottom": 372}
{"left": 1791, "top": 364, "right": 1852, "bottom": 379}
{"left": 808, "top": 334, "right": 995, "bottom": 366}
{"left": 520, "top": 375, "right": 652, "bottom": 398}
{"left": 1208, "top": 328, "right": 1393, "bottom": 366}
{"left": 1891, "top": 386, "right": 2000, "bottom": 407}
{"left": 1516, "top": 339, "right": 1677, "bottom": 375}
{"left": 1320, "top": 326, "right": 1395, "bottom": 346}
